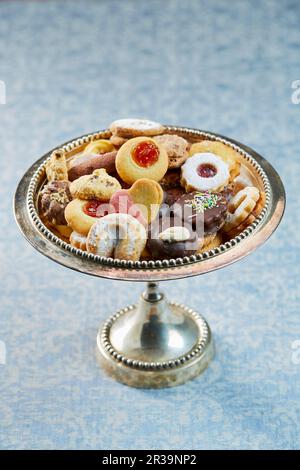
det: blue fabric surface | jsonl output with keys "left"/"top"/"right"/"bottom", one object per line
{"left": 0, "top": 0, "right": 299, "bottom": 450}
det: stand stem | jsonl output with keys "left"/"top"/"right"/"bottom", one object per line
{"left": 143, "top": 282, "right": 163, "bottom": 303}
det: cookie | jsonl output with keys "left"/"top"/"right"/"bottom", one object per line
{"left": 45, "top": 149, "right": 68, "bottom": 182}
{"left": 68, "top": 151, "right": 117, "bottom": 181}
{"left": 65, "top": 198, "right": 115, "bottom": 236}
{"left": 115, "top": 136, "right": 168, "bottom": 184}
{"left": 197, "top": 233, "right": 223, "bottom": 254}
{"left": 147, "top": 215, "right": 200, "bottom": 259}
{"left": 70, "top": 231, "right": 87, "bottom": 251}
{"left": 109, "top": 134, "right": 128, "bottom": 147}
{"left": 87, "top": 213, "right": 147, "bottom": 261}
{"left": 110, "top": 118, "right": 165, "bottom": 138}
{"left": 39, "top": 180, "right": 72, "bottom": 225}
{"left": 223, "top": 186, "right": 260, "bottom": 232}
{"left": 160, "top": 169, "right": 181, "bottom": 189}
{"left": 174, "top": 191, "right": 228, "bottom": 237}
{"left": 153, "top": 134, "right": 189, "bottom": 169}
{"left": 181, "top": 153, "right": 230, "bottom": 192}
{"left": 83, "top": 139, "right": 115, "bottom": 155}
{"left": 189, "top": 140, "right": 241, "bottom": 181}
{"left": 70, "top": 169, "right": 121, "bottom": 201}
{"left": 128, "top": 178, "right": 164, "bottom": 224}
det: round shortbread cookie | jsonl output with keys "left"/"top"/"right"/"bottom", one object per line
{"left": 110, "top": 118, "right": 165, "bottom": 138}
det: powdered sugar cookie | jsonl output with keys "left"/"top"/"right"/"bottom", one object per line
{"left": 87, "top": 213, "right": 147, "bottom": 261}
{"left": 70, "top": 231, "right": 87, "bottom": 251}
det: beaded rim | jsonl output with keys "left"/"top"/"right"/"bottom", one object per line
{"left": 99, "top": 302, "right": 210, "bottom": 371}
{"left": 27, "top": 126, "right": 272, "bottom": 270}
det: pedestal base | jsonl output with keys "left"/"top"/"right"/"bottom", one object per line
{"left": 96, "top": 283, "right": 214, "bottom": 388}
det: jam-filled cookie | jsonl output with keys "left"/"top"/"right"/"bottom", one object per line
{"left": 153, "top": 134, "right": 189, "bottom": 169}
{"left": 87, "top": 213, "right": 147, "bottom": 261}
{"left": 115, "top": 137, "right": 168, "bottom": 184}
{"left": 181, "top": 153, "right": 230, "bottom": 192}
{"left": 65, "top": 198, "right": 114, "bottom": 236}
{"left": 189, "top": 140, "right": 241, "bottom": 181}
{"left": 70, "top": 169, "right": 121, "bottom": 201}
{"left": 110, "top": 118, "right": 165, "bottom": 138}
{"left": 45, "top": 149, "right": 68, "bottom": 182}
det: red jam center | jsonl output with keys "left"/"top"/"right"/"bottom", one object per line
{"left": 197, "top": 164, "right": 217, "bottom": 178}
{"left": 132, "top": 141, "right": 159, "bottom": 168}
{"left": 83, "top": 200, "right": 108, "bottom": 218}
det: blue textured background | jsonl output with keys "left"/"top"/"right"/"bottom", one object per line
{"left": 0, "top": 0, "right": 299, "bottom": 450}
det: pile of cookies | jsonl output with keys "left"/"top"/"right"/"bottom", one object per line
{"left": 39, "top": 118, "right": 263, "bottom": 262}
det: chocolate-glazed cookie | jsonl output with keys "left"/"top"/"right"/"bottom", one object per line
{"left": 39, "top": 181, "right": 72, "bottom": 225}
{"left": 147, "top": 214, "right": 200, "bottom": 259}
{"left": 173, "top": 191, "right": 228, "bottom": 236}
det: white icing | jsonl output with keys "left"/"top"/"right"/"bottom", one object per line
{"left": 181, "top": 153, "right": 229, "bottom": 191}
{"left": 87, "top": 213, "right": 146, "bottom": 259}
{"left": 110, "top": 118, "right": 162, "bottom": 131}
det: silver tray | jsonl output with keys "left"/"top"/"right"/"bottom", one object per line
{"left": 14, "top": 126, "right": 285, "bottom": 388}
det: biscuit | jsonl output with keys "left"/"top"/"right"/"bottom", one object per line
{"left": 153, "top": 134, "right": 189, "bottom": 169}
{"left": 87, "top": 213, "right": 147, "bottom": 261}
{"left": 110, "top": 118, "right": 165, "bottom": 138}
{"left": 128, "top": 178, "right": 164, "bottom": 224}
{"left": 223, "top": 186, "right": 260, "bottom": 232}
{"left": 181, "top": 153, "right": 230, "bottom": 192}
{"left": 70, "top": 169, "right": 121, "bottom": 201}
{"left": 65, "top": 198, "right": 114, "bottom": 235}
{"left": 70, "top": 231, "right": 87, "bottom": 251}
{"left": 45, "top": 149, "right": 68, "bottom": 182}
{"left": 83, "top": 139, "right": 115, "bottom": 155}
{"left": 197, "top": 233, "right": 223, "bottom": 254}
{"left": 189, "top": 140, "right": 241, "bottom": 181}
{"left": 68, "top": 151, "right": 117, "bottom": 181}
{"left": 115, "top": 136, "right": 168, "bottom": 184}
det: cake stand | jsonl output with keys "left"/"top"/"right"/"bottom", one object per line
{"left": 14, "top": 126, "right": 285, "bottom": 388}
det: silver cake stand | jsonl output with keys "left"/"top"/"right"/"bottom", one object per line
{"left": 14, "top": 127, "right": 285, "bottom": 388}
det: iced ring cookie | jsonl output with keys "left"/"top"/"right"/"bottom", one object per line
{"left": 189, "top": 140, "right": 241, "bottom": 181}
{"left": 115, "top": 137, "right": 168, "bottom": 184}
{"left": 110, "top": 118, "right": 165, "bottom": 138}
{"left": 65, "top": 198, "right": 114, "bottom": 235}
{"left": 70, "top": 169, "right": 121, "bottom": 201}
{"left": 87, "top": 213, "right": 147, "bottom": 261}
{"left": 223, "top": 186, "right": 260, "bottom": 232}
{"left": 45, "top": 149, "right": 68, "bottom": 182}
{"left": 153, "top": 134, "right": 189, "bottom": 169}
{"left": 181, "top": 153, "right": 230, "bottom": 192}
